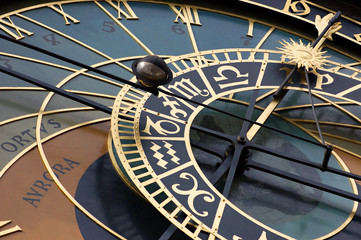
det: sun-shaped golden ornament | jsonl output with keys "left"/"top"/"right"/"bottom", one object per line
{"left": 278, "top": 38, "right": 329, "bottom": 71}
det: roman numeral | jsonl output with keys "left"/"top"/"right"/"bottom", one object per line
{"left": 48, "top": 3, "right": 80, "bottom": 25}
{"left": 0, "top": 17, "right": 33, "bottom": 40}
{"left": 355, "top": 33, "right": 361, "bottom": 42}
{"left": 104, "top": 0, "right": 139, "bottom": 20}
{"left": 0, "top": 220, "right": 21, "bottom": 238}
{"left": 169, "top": 4, "right": 201, "bottom": 26}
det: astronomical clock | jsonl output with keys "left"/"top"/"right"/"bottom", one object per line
{"left": 1, "top": 0, "right": 361, "bottom": 239}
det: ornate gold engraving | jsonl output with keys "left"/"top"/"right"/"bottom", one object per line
{"left": 278, "top": 39, "right": 329, "bottom": 70}
{"left": 172, "top": 172, "right": 216, "bottom": 217}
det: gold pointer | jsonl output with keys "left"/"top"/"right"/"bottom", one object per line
{"left": 246, "top": 12, "right": 342, "bottom": 141}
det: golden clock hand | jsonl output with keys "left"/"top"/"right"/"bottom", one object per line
{"left": 246, "top": 67, "right": 296, "bottom": 141}
{"left": 248, "top": 12, "right": 342, "bottom": 141}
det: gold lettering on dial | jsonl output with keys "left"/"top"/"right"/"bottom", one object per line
{"left": 247, "top": 19, "right": 255, "bottom": 37}
{"left": 213, "top": 65, "right": 249, "bottom": 89}
{"left": 172, "top": 173, "right": 215, "bottom": 217}
{"left": 312, "top": 71, "right": 334, "bottom": 89}
{"left": 280, "top": 67, "right": 302, "bottom": 85}
{"left": 105, "top": 0, "right": 139, "bottom": 20}
{"left": 354, "top": 33, "right": 361, "bottom": 42}
{"left": 168, "top": 78, "right": 209, "bottom": 100}
{"left": 283, "top": 0, "right": 311, "bottom": 16}
{"left": 150, "top": 141, "right": 180, "bottom": 169}
{"left": 142, "top": 116, "right": 180, "bottom": 136}
{"left": 0, "top": 220, "right": 21, "bottom": 238}
{"left": 280, "top": 67, "right": 334, "bottom": 90}
{"left": 0, "top": 17, "right": 33, "bottom": 40}
{"left": 48, "top": 4, "right": 80, "bottom": 25}
{"left": 158, "top": 92, "right": 188, "bottom": 118}
{"left": 169, "top": 4, "right": 201, "bottom": 26}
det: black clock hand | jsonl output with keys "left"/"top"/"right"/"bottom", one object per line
{"left": 221, "top": 89, "right": 259, "bottom": 197}
{"left": 0, "top": 66, "right": 114, "bottom": 115}
{"left": 0, "top": 33, "right": 326, "bottom": 150}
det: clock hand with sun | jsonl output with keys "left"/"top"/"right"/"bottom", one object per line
{"left": 1, "top": 11, "right": 360, "bottom": 240}
{"left": 201, "top": 11, "right": 344, "bottom": 199}
{"left": 248, "top": 11, "right": 342, "bottom": 142}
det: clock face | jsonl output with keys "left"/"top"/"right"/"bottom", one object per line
{"left": 1, "top": 0, "right": 361, "bottom": 239}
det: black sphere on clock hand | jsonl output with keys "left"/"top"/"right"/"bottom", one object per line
{"left": 132, "top": 55, "right": 173, "bottom": 88}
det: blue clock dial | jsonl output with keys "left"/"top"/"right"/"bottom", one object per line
{"left": 0, "top": 1, "right": 361, "bottom": 240}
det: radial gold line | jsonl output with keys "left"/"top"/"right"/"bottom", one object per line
{"left": 246, "top": 94, "right": 284, "bottom": 140}
{"left": 94, "top": 1, "right": 154, "bottom": 55}
{"left": 0, "top": 106, "right": 104, "bottom": 127}
{"left": 118, "top": 135, "right": 137, "bottom": 140}
{"left": 328, "top": 61, "right": 361, "bottom": 72}
{"left": 275, "top": 101, "right": 353, "bottom": 112}
{"left": 313, "top": 92, "right": 361, "bottom": 124}
{"left": 131, "top": 165, "right": 146, "bottom": 171}
{"left": 139, "top": 177, "right": 156, "bottom": 187}
{"left": 136, "top": 172, "right": 151, "bottom": 179}
{"left": 118, "top": 118, "right": 135, "bottom": 124}
{"left": 107, "top": 134, "right": 143, "bottom": 197}
{"left": 211, "top": 53, "right": 220, "bottom": 63}
{"left": 150, "top": 188, "right": 163, "bottom": 197}
{"left": 181, "top": 215, "right": 192, "bottom": 228}
{"left": 16, "top": 13, "right": 132, "bottom": 72}
{"left": 183, "top": 10, "right": 201, "bottom": 63}
{"left": 255, "top": 54, "right": 269, "bottom": 87}
{"left": 170, "top": 207, "right": 181, "bottom": 218}
{"left": 1, "top": 52, "right": 128, "bottom": 92}
{"left": 336, "top": 83, "right": 361, "bottom": 98}
{"left": 308, "top": 129, "right": 361, "bottom": 146}
{"left": 224, "top": 52, "right": 231, "bottom": 62}
{"left": 0, "top": 117, "right": 109, "bottom": 179}
{"left": 118, "top": 130, "right": 134, "bottom": 134}
{"left": 36, "top": 69, "right": 120, "bottom": 238}
{"left": 118, "top": 112, "right": 135, "bottom": 119}
{"left": 121, "top": 143, "right": 137, "bottom": 147}
{"left": 333, "top": 145, "right": 361, "bottom": 160}
{"left": 293, "top": 119, "right": 361, "bottom": 129}
{"left": 120, "top": 101, "right": 139, "bottom": 107}
{"left": 180, "top": 59, "right": 191, "bottom": 69}
{"left": 211, "top": 198, "right": 226, "bottom": 234}
{"left": 0, "top": 52, "right": 77, "bottom": 71}
{"left": 124, "top": 150, "right": 141, "bottom": 155}
{"left": 171, "top": 61, "right": 183, "bottom": 72}
{"left": 160, "top": 197, "right": 172, "bottom": 207}
{"left": 118, "top": 124, "right": 134, "bottom": 129}
{"left": 0, "top": 86, "right": 43, "bottom": 91}
{"left": 197, "top": 67, "right": 217, "bottom": 97}
{"left": 140, "top": 136, "right": 185, "bottom": 141}
{"left": 122, "top": 96, "right": 142, "bottom": 103}
{"left": 256, "top": 88, "right": 276, "bottom": 102}
{"left": 67, "top": 90, "right": 116, "bottom": 99}
{"left": 127, "top": 158, "right": 143, "bottom": 163}
{"left": 248, "top": 27, "right": 275, "bottom": 60}
{"left": 194, "top": 225, "right": 203, "bottom": 236}
{"left": 157, "top": 161, "right": 193, "bottom": 180}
